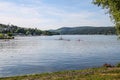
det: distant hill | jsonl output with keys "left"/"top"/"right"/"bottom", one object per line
{"left": 0, "top": 23, "right": 116, "bottom": 35}
{"left": 49, "top": 26, "right": 116, "bottom": 35}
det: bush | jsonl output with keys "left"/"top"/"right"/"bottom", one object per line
{"left": 0, "top": 33, "right": 4, "bottom": 38}
{"left": 103, "top": 63, "right": 113, "bottom": 68}
{"left": 116, "top": 63, "right": 120, "bottom": 67}
{"left": 7, "top": 33, "right": 13, "bottom": 37}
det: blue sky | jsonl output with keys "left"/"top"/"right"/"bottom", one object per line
{"left": 0, "top": 0, "right": 114, "bottom": 30}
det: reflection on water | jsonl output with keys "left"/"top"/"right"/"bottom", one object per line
{"left": 0, "top": 35, "right": 120, "bottom": 77}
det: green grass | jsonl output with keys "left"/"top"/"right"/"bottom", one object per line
{"left": 0, "top": 67, "right": 120, "bottom": 80}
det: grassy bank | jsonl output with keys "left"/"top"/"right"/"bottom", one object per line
{"left": 1, "top": 64, "right": 120, "bottom": 80}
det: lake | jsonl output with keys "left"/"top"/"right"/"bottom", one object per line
{"left": 0, "top": 35, "right": 120, "bottom": 77}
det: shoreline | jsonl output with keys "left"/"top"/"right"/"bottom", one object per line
{"left": 0, "top": 63, "right": 120, "bottom": 80}
{"left": 0, "top": 37, "right": 14, "bottom": 39}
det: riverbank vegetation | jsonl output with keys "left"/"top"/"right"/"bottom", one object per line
{"left": 0, "top": 33, "right": 14, "bottom": 39}
{"left": 0, "top": 23, "right": 59, "bottom": 36}
{"left": 1, "top": 63, "right": 120, "bottom": 80}
{"left": 0, "top": 23, "right": 116, "bottom": 36}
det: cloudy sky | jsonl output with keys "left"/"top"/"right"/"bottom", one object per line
{"left": 0, "top": 0, "right": 114, "bottom": 30}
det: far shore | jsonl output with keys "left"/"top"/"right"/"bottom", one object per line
{"left": 0, "top": 37, "right": 14, "bottom": 39}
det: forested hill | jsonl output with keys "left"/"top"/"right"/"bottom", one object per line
{"left": 0, "top": 23, "right": 116, "bottom": 35}
{"left": 0, "top": 23, "right": 59, "bottom": 36}
{"left": 50, "top": 26, "right": 116, "bottom": 35}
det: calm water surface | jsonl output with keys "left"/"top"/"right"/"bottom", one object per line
{"left": 0, "top": 35, "right": 120, "bottom": 77}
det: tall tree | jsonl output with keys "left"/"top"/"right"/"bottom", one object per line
{"left": 93, "top": 0, "right": 120, "bottom": 35}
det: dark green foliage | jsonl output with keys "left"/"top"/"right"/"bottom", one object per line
{"left": 93, "top": 0, "right": 120, "bottom": 35}
{"left": 0, "top": 33, "right": 14, "bottom": 39}
{"left": 116, "top": 63, "right": 120, "bottom": 67}
{"left": 42, "top": 31, "right": 52, "bottom": 35}
{"left": 103, "top": 63, "right": 113, "bottom": 68}
{"left": 42, "top": 31, "right": 59, "bottom": 35}
{"left": 0, "top": 23, "right": 59, "bottom": 36}
{"left": 7, "top": 33, "right": 13, "bottom": 37}
{"left": 25, "top": 31, "right": 30, "bottom": 35}
{"left": 0, "top": 33, "right": 4, "bottom": 39}
{"left": 51, "top": 26, "right": 116, "bottom": 35}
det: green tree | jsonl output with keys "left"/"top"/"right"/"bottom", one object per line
{"left": 7, "top": 32, "right": 13, "bottom": 37}
{"left": 26, "top": 31, "right": 30, "bottom": 35}
{"left": 0, "top": 33, "right": 4, "bottom": 38}
{"left": 93, "top": 0, "right": 120, "bottom": 35}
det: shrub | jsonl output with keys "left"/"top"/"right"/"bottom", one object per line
{"left": 103, "top": 63, "right": 113, "bottom": 68}
{"left": 7, "top": 32, "right": 13, "bottom": 37}
{"left": 0, "top": 33, "right": 4, "bottom": 38}
{"left": 116, "top": 63, "right": 120, "bottom": 67}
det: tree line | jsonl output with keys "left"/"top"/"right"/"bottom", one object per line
{"left": 0, "top": 24, "right": 59, "bottom": 36}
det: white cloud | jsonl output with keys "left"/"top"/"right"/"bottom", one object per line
{"left": 0, "top": 1, "right": 114, "bottom": 30}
